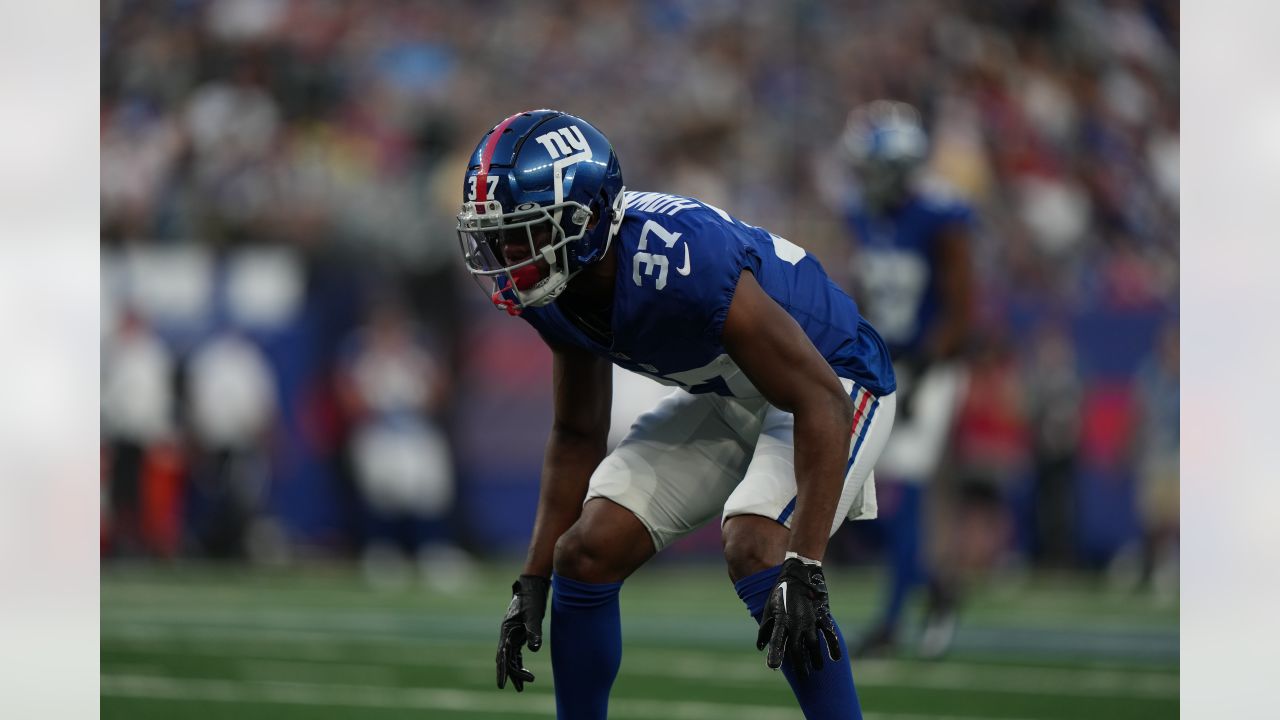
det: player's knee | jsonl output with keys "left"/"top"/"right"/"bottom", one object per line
{"left": 722, "top": 515, "right": 787, "bottom": 583}
{"left": 553, "top": 499, "right": 656, "bottom": 583}
{"left": 553, "top": 526, "right": 614, "bottom": 583}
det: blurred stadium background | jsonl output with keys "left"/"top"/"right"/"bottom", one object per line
{"left": 100, "top": 0, "right": 1179, "bottom": 718}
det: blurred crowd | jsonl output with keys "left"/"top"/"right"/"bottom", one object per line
{"left": 101, "top": 0, "right": 1178, "bottom": 582}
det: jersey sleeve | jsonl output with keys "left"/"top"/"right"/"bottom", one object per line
{"left": 640, "top": 204, "right": 761, "bottom": 345}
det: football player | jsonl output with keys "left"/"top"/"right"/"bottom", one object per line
{"left": 458, "top": 110, "right": 897, "bottom": 720}
{"left": 838, "top": 101, "right": 976, "bottom": 659}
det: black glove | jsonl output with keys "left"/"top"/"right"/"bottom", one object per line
{"left": 756, "top": 558, "right": 842, "bottom": 677}
{"left": 496, "top": 574, "right": 550, "bottom": 692}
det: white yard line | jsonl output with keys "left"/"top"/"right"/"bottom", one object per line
{"left": 104, "top": 625, "right": 1177, "bottom": 700}
{"left": 101, "top": 673, "right": 1039, "bottom": 720}
{"left": 852, "top": 659, "right": 1178, "bottom": 699}
{"left": 100, "top": 603, "right": 1179, "bottom": 666}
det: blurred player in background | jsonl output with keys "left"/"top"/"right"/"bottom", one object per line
{"left": 839, "top": 101, "right": 976, "bottom": 659}
{"left": 101, "top": 310, "right": 178, "bottom": 557}
{"left": 185, "top": 330, "right": 277, "bottom": 559}
{"left": 460, "top": 110, "right": 897, "bottom": 720}
{"left": 336, "top": 298, "right": 470, "bottom": 592}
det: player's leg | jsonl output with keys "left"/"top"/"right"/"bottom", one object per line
{"left": 723, "top": 381, "right": 896, "bottom": 720}
{"left": 857, "top": 363, "right": 965, "bottom": 657}
{"left": 548, "top": 497, "right": 653, "bottom": 720}
{"left": 853, "top": 480, "right": 925, "bottom": 656}
{"left": 553, "top": 497, "right": 656, "bottom": 582}
{"left": 551, "top": 389, "right": 757, "bottom": 720}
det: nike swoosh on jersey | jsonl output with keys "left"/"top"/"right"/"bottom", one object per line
{"left": 676, "top": 243, "right": 691, "bottom": 275}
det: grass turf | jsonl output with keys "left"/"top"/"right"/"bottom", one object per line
{"left": 102, "top": 562, "right": 1177, "bottom": 719}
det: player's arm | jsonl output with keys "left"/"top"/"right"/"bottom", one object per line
{"left": 721, "top": 269, "right": 854, "bottom": 561}
{"left": 522, "top": 341, "right": 613, "bottom": 577}
{"left": 497, "top": 341, "right": 611, "bottom": 692}
{"left": 895, "top": 222, "right": 973, "bottom": 419}
{"left": 923, "top": 222, "right": 974, "bottom": 362}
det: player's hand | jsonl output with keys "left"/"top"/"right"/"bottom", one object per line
{"left": 496, "top": 574, "right": 550, "bottom": 692}
{"left": 756, "top": 558, "right": 842, "bottom": 677}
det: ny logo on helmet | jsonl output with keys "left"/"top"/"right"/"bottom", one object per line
{"left": 534, "top": 126, "right": 592, "bottom": 161}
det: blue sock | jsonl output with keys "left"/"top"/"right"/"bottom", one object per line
{"left": 882, "top": 483, "right": 924, "bottom": 630}
{"left": 735, "top": 565, "right": 863, "bottom": 720}
{"left": 550, "top": 574, "right": 624, "bottom": 720}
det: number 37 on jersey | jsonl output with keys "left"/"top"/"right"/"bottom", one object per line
{"left": 630, "top": 203, "right": 805, "bottom": 291}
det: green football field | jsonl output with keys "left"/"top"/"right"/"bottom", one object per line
{"left": 102, "top": 562, "right": 1177, "bottom": 719}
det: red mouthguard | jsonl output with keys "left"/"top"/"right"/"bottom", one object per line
{"left": 511, "top": 265, "right": 542, "bottom": 291}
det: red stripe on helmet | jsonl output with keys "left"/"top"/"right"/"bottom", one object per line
{"left": 475, "top": 111, "right": 527, "bottom": 203}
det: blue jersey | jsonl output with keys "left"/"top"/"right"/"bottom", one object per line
{"left": 844, "top": 191, "right": 973, "bottom": 359}
{"left": 523, "top": 191, "right": 895, "bottom": 398}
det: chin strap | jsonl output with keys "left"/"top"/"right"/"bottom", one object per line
{"left": 491, "top": 280, "right": 522, "bottom": 316}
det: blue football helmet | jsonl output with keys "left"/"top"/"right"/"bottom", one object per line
{"left": 456, "top": 109, "right": 625, "bottom": 314}
{"left": 840, "top": 100, "right": 928, "bottom": 211}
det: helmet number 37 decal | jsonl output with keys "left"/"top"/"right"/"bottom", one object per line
{"left": 466, "top": 175, "right": 499, "bottom": 202}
